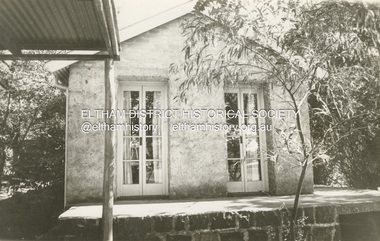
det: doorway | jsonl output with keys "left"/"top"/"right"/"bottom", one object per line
{"left": 224, "top": 87, "right": 267, "bottom": 193}
{"left": 117, "top": 83, "right": 167, "bottom": 196}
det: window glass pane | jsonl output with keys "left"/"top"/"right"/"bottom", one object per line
{"left": 146, "top": 161, "right": 162, "bottom": 183}
{"left": 225, "top": 92, "right": 238, "bottom": 111}
{"left": 146, "top": 137, "right": 161, "bottom": 160}
{"left": 123, "top": 161, "right": 139, "bottom": 184}
{"left": 228, "top": 160, "right": 242, "bottom": 181}
{"left": 224, "top": 93, "right": 239, "bottom": 127}
{"left": 247, "top": 159, "right": 261, "bottom": 181}
{"left": 123, "top": 137, "right": 139, "bottom": 160}
{"left": 145, "top": 91, "right": 162, "bottom": 136}
{"left": 245, "top": 135, "right": 260, "bottom": 159}
{"left": 243, "top": 93, "right": 258, "bottom": 126}
{"left": 123, "top": 91, "right": 140, "bottom": 136}
{"left": 227, "top": 136, "right": 240, "bottom": 158}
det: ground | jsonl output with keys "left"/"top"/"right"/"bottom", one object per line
{"left": 0, "top": 184, "right": 63, "bottom": 240}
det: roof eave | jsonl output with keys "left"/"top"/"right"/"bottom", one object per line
{"left": 45, "top": 0, "right": 195, "bottom": 72}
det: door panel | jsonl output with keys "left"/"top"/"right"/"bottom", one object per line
{"left": 225, "top": 88, "right": 265, "bottom": 193}
{"left": 118, "top": 84, "right": 167, "bottom": 197}
{"left": 225, "top": 92, "right": 243, "bottom": 192}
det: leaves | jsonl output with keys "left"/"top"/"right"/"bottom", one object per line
{"left": 0, "top": 58, "right": 65, "bottom": 190}
{"left": 172, "top": 0, "right": 380, "bottom": 189}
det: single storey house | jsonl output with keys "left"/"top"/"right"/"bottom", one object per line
{"left": 49, "top": 0, "right": 313, "bottom": 206}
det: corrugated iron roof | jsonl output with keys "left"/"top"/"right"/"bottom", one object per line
{"left": 45, "top": 0, "right": 195, "bottom": 88}
{"left": 0, "top": 0, "right": 120, "bottom": 59}
{"left": 45, "top": 0, "right": 195, "bottom": 72}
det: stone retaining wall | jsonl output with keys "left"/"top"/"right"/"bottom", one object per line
{"left": 43, "top": 201, "right": 380, "bottom": 241}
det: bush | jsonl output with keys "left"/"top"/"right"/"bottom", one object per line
{"left": 0, "top": 183, "right": 64, "bottom": 239}
{"left": 310, "top": 64, "right": 380, "bottom": 189}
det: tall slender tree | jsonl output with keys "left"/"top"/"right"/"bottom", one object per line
{"left": 170, "top": 0, "right": 380, "bottom": 239}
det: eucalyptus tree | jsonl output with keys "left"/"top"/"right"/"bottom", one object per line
{"left": 170, "top": 0, "right": 380, "bottom": 240}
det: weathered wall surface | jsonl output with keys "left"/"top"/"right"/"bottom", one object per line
{"left": 66, "top": 61, "right": 105, "bottom": 204}
{"left": 265, "top": 83, "right": 314, "bottom": 195}
{"left": 168, "top": 83, "right": 228, "bottom": 198}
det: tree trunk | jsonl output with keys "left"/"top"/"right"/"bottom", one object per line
{"left": 290, "top": 159, "right": 308, "bottom": 241}
{"left": 288, "top": 90, "right": 309, "bottom": 241}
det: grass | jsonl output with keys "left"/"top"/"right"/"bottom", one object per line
{"left": 0, "top": 184, "right": 64, "bottom": 240}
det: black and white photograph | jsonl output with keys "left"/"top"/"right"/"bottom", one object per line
{"left": 0, "top": 0, "right": 379, "bottom": 240}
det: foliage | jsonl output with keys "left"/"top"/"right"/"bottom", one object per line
{"left": 171, "top": 0, "right": 306, "bottom": 95}
{"left": 170, "top": 0, "right": 380, "bottom": 239}
{"left": 307, "top": 2, "right": 380, "bottom": 189}
{"left": 0, "top": 58, "right": 65, "bottom": 190}
{"left": 310, "top": 64, "right": 380, "bottom": 188}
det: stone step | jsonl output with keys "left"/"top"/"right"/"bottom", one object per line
{"left": 38, "top": 189, "right": 380, "bottom": 241}
{"left": 39, "top": 207, "right": 341, "bottom": 241}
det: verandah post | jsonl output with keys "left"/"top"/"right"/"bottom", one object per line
{"left": 103, "top": 58, "right": 116, "bottom": 241}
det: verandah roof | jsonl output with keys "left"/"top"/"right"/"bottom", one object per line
{"left": 0, "top": 0, "right": 120, "bottom": 60}
{"left": 0, "top": 1, "right": 120, "bottom": 240}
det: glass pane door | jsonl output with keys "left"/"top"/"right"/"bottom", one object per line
{"left": 225, "top": 88, "right": 264, "bottom": 193}
{"left": 225, "top": 92, "right": 244, "bottom": 192}
{"left": 121, "top": 89, "right": 141, "bottom": 195}
{"left": 142, "top": 88, "right": 164, "bottom": 195}
{"left": 242, "top": 92, "right": 262, "bottom": 192}
{"left": 118, "top": 85, "right": 166, "bottom": 196}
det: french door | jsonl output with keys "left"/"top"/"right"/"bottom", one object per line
{"left": 225, "top": 88, "right": 266, "bottom": 193}
{"left": 117, "top": 83, "right": 167, "bottom": 196}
